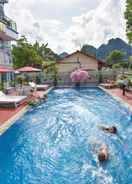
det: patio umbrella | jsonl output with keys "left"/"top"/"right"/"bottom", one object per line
{"left": 0, "top": 66, "right": 14, "bottom": 73}
{"left": 16, "top": 66, "right": 41, "bottom": 73}
{"left": 70, "top": 69, "right": 90, "bottom": 82}
{"left": 16, "top": 66, "right": 42, "bottom": 84}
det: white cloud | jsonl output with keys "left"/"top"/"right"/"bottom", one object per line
{"left": 5, "top": 0, "right": 126, "bottom": 53}
{"left": 60, "top": 0, "right": 126, "bottom": 52}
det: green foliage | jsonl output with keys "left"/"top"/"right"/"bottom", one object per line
{"left": 15, "top": 75, "right": 28, "bottom": 86}
{"left": 114, "top": 56, "right": 132, "bottom": 69}
{"left": 9, "top": 80, "right": 16, "bottom": 87}
{"left": 12, "top": 36, "right": 43, "bottom": 68}
{"left": 106, "top": 50, "right": 125, "bottom": 65}
{"left": 129, "top": 55, "right": 132, "bottom": 63}
{"left": 128, "top": 55, "right": 132, "bottom": 68}
{"left": 33, "top": 41, "right": 59, "bottom": 61}
{"left": 28, "top": 100, "right": 39, "bottom": 107}
{"left": 112, "top": 62, "right": 129, "bottom": 69}
{"left": 12, "top": 36, "right": 58, "bottom": 69}
{"left": 112, "top": 63, "right": 122, "bottom": 69}
{"left": 125, "top": 0, "right": 132, "bottom": 44}
{"left": 43, "top": 61, "right": 58, "bottom": 86}
{"left": 0, "top": 83, "right": 4, "bottom": 90}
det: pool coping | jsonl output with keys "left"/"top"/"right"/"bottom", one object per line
{"left": 0, "top": 87, "right": 54, "bottom": 136}
{"left": 0, "top": 105, "right": 29, "bottom": 136}
{"left": 99, "top": 86, "right": 132, "bottom": 112}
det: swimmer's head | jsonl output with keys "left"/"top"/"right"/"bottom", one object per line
{"left": 110, "top": 126, "right": 117, "bottom": 134}
{"left": 98, "top": 152, "right": 107, "bottom": 162}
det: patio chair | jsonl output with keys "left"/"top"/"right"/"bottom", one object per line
{"left": 100, "top": 80, "right": 116, "bottom": 89}
{"left": 29, "top": 82, "right": 49, "bottom": 91}
{"left": 0, "top": 91, "right": 27, "bottom": 108}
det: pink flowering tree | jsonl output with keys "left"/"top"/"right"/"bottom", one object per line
{"left": 70, "top": 69, "right": 90, "bottom": 86}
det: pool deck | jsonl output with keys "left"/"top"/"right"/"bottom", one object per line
{"left": 0, "top": 87, "right": 53, "bottom": 135}
{"left": 108, "top": 88, "right": 132, "bottom": 105}
{"left": 100, "top": 87, "right": 132, "bottom": 112}
{"left": 0, "top": 103, "right": 27, "bottom": 125}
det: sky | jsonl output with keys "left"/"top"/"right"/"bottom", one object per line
{"left": 5, "top": 0, "right": 126, "bottom": 53}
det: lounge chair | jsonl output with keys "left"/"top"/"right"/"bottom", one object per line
{"left": 29, "top": 82, "right": 49, "bottom": 91}
{"left": 0, "top": 91, "right": 27, "bottom": 108}
{"left": 100, "top": 80, "right": 116, "bottom": 89}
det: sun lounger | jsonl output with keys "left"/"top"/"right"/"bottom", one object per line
{"left": 29, "top": 82, "right": 49, "bottom": 91}
{"left": 0, "top": 91, "right": 27, "bottom": 108}
{"left": 100, "top": 80, "right": 116, "bottom": 89}
{"left": 100, "top": 83, "right": 116, "bottom": 89}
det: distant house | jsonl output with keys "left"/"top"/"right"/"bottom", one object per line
{"left": 57, "top": 50, "right": 106, "bottom": 74}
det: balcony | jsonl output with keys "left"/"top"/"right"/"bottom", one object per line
{"left": 0, "top": 16, "right": 18, "bottom": 41}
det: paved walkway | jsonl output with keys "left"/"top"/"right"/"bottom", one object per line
{"left": 108, "top": 88, "right": 132, "bottom": 106}
{"left": 0, "top": 91, "right": 46, "bottom": 125}
{"left": 0, "top": 103, "right": 27, "bottom": 125}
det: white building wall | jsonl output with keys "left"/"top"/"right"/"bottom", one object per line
{"left": 0, "top": 40, "right": 12, "bottom": 66}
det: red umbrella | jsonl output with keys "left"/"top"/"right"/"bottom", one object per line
{"left": 0, "top": 67, "right": 14, "bottom": 73}
{"left": 16, "top": 66, "right": 41, "bottom": 73}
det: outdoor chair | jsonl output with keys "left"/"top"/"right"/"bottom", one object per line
{"left": 29, "top": 82, "right": 49, "bottom": 91}
{"left": 100, "top": 80, "right": 116, "bottom": 89}
{"left": 0, "top": 91, "right": 27, "bottom": 108}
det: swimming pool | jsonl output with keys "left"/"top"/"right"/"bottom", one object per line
{"left": 0, "top": 87, "right": 131, "bottom": 184}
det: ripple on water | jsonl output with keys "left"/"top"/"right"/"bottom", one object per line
{"left": 0, "top": 87, "right": 131, "bottom": 184}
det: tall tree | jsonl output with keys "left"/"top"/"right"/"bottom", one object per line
{"left": 42, "top": 61, "right": 58, "bottom": 85}
{"left": 106, "top": 50, "right": 125, "bottom": 66}
{"left": 125, "top": 0, "right": 132, "bottom": 44}
{"left": 12, "top": 36, "right": 59, "bottom": 68}
{"left": 33, "top": 41, "right": 59, "bottom": 61}
{"left": 12, "top": 36, "right": 43, "bottom": 68}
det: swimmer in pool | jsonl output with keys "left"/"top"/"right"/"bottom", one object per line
{"left": 98, "top": 144, "right": 108, "bottom": 162}
{"left": 90, "top": 140, "right": 109, "bottom": 162}
{"left": 99, "top": 126, "right": 117, "bottom": 134}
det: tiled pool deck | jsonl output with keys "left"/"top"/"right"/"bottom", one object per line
{"left": 0, "top": 103, "right": 27, "bottom": 125}
{"left": 0, "top": 87, "right": 131, "bottom": 134}
{"left": 100, "top": 87, "right": 132, "bottom": 112}
{"left": 108, "top": 88, "right": 132, "bottom": 106}
{"left": 0, "top": 88, "right": 53, "bottom": 128}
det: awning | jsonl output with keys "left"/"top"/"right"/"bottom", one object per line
{"left": 16, "top": 66, "right": 41, "bottom": 72}
{"left": 0, "top": 67, "right": 14, "bottom": 73}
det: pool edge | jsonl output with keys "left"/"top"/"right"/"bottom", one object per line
{"left": 0, "top": 105, "right": 29, "bottom": 136}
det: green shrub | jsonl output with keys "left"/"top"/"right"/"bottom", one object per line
{"left": 0, "top": 83, "right": 4, "bottom": 90}
{"left": 28, "top": 100, "right": 40, "bottom": 106}
{"left": 9, "top": 80, "right": 16, "bottom": 87}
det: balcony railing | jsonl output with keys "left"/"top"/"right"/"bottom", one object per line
{"left": 0, "top": 15, "right": 17, "bottom": 33}
{"left": 0, "top": 1, "right": 9, "bottom": 3}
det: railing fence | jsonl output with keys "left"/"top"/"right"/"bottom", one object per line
{"left": 43, "top": 69, "right": 132, "bottom": 86}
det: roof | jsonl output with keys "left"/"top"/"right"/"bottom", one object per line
{"left": 57, "top": 50, "right": 106, "bottom": 65}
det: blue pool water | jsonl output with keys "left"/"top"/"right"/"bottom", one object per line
{"left": 0, "top": 87, "right": 132, "bottom": 184}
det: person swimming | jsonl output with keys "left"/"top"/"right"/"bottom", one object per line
{"left": 90, "top": 140, "right": 109, "bottom": 163}
{"left": 99, "top": 126, "right": 117, "bottom": 134}
{"left": 98, "top": 144, "right": 108, "bottom": 162}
